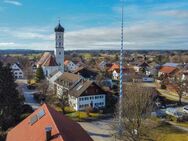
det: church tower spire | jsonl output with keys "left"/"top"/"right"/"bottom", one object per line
{"left": 54, "top": 20, "right": 64, "bottom": 72}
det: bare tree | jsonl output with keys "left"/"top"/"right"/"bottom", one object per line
{"left": 113, "top": 83, "right": 155, "bottom": 141}
{"left": 36, "top": 80, "right": 54, "bottom": 103}
{"left": 174, "top": 77, "right": 188, "bottom": 105}
{"left": 17, "top": 57, "right": 34, "bottom": 82}
{"left": 60, "top": 91, "right": 69, "bottom": 114}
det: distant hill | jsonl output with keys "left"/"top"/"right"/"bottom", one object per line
{"left": 0, "top": 49, "right": 48, "bottom": 55}
{"left": 0, "top": 49, "right": 187, "bottom": 55}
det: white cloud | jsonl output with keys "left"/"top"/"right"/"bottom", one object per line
{"left": 0, "top": 21, "right": 188, "bottom": 50}
{"left": 156, "top": 10, "right": 188, "bottom": 18}
{"left": 4, "top": 0, "right": 22, "bottom": 6}
{"left": 0, "top": 42, "right": 16, "bottom": 46}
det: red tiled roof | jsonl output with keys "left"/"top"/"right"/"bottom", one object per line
{"left": 159, "top": 66, "right": 177, "bottom": 74}
{"left": 43, "top": 55, "right": 58, "bottom": 66}
{"left": 6, "top": 104, "right": 93, "bottom": 141}
{"left": 108, "top": 64, "right": 120, "bottom": 72}
{"left": 64, "top": 60, "right": 69, "bottom": 65}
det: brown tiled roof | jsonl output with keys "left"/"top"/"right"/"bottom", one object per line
{"left": 72, "top": 66, "right": 84, "bottom": 74}
{"left": 55, "top": 72, "right": 81, "bottom": 85}
{"left": 159, "top": 66, "right": 177, "bottom": 74}
{"left": 37, "top": 52, "right": 51, "bottom": 66}
{"left": 69, "top": 80, "right": 93, "bottom": 97}
{"left": 6, "top": 104, "right": 93, "bottom": 141}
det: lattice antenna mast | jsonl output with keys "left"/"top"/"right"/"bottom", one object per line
{"left": 119, "top": 0, "right": 124, "bottom": 134}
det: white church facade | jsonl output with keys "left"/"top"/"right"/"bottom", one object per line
{"left": 37, "top": 22, "right": 65, "bottom": 76}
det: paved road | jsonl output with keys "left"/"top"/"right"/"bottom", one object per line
{"left": 167, "top": 121, "right": 188, "bottom": 132}
{"left": 16, "top": 79, "right": 40, "bottom": 110}
{"left": 157, "top": 89, "right": 188, "bottom": 104}
{"left": 79, "top": 119, "right": 117, "bottom": 141}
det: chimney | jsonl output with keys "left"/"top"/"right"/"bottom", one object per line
{"left": 45, "top": 126, "right": 52, "bottom": 141}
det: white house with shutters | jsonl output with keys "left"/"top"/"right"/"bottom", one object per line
{"left": 11, "top": 63, "right": 24, "bottom": 79}
{"left": 64, "top": 60, "right": 79, "bottom": 72}
{"left": 54, "top": 72, "right": 106, "bottom": 111}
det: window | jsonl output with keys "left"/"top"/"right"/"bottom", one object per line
{"left": 59, "top": 35, "right": 61, "bottom": 39}
{"left": 59, "top": 52, "right": 61, "bottom": 55}
{"left": 59, "top": 42, "right": 61, "bottom": 47}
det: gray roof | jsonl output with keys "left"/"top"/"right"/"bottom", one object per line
{"left": 55, "top": 72, "right": 81, "bottom": 86}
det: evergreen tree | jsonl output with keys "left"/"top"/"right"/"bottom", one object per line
{"left": 0, "top": 62, "right": 23, "bottom": 131}
{"left": 35, "top": 67, "right": 45, "bottom": 83}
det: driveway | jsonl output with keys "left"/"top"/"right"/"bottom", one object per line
{"left": 79, "top": 119, "right": 117, "bottom": 141}
{"left": 16, "top": 79, "right": 40, "bottom": 110}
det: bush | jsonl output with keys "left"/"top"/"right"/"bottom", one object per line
{"left": 20, "top": 113, "right": 31, "bottom": 121}
{"left": 0, "top": 132, "right": 6, "bottom": 141}
{"left": 64, "top": 106, "right": 76, "bottom": 114}
{"left": 161, "top": 84, "right": 166, "bottom": 89}
{"left": 33, "top": 93, "right": 45, "bottom": 103}
{"left": 27, "top": 84, "right": 36, "bottom": 90}
{"left": 21, "top": 104, "right": 34, "bottom": 114}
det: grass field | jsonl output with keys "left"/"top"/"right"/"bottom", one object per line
{"left": 150, "top": 121, "right": 188, "bottom": 141}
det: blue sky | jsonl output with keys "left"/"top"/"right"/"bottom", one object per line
{"left": 0, "top": 0, "right": 188, "bottom": 50}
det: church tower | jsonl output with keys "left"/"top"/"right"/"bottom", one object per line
{"left": 54, "top": 21, "right": 64, "bottom": 72}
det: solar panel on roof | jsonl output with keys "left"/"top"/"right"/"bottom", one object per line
{"left": 30, "top": 115, "right": 38, "bottom": 125}
{"left": 37, "top": 109, "right": 45, "bottom": 119}
{"left": 76, "top": 85, "right": 83, "bottom": 91}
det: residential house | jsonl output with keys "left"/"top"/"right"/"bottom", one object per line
{"left": 6, "top": 104, "right": 93, "bottom": 141}
{"left": 11, "top": 63, "right": 24, "bottom": 79}
{"left": 108, "top": 63, "right": 127, "bottom": 80}
{"left": 133, "top": 62, "right": 151, "bottom": 75}
{"left": 163, "top": 63, "right": 180, "bottom": 68}
{"left": 54, "top": 72, "right": 106, "bottom": 111}
{"left": 98, "top": 61, "right": 107, "bottom": 70}
{"left": 64, "top": 60, "right": 79, "bottom": 72}
{"left": 68, "top": 80, "right": 106, "bottom": 111}
{"left": 158, "top": 66, "right": 178, "bottom": 78}
{"left": 54, "top": 72, "right": 82, "bottom": 98}
{"left": 73, "top": 67, "right": 98, "bottom": 80}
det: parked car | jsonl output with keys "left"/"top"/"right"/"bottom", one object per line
{"left": 183, "top": 105, "right": 188, "bottom": 114}
{"left": 166, "top": 108, "right": 183, "bottom": 118}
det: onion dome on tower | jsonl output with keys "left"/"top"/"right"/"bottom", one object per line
{"left": 54, "top": 22, "right": 64, "bottom": 32}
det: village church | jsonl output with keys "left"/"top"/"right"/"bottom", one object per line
{"left": 37, "top": 21, "right": 65, "bottom": 76}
